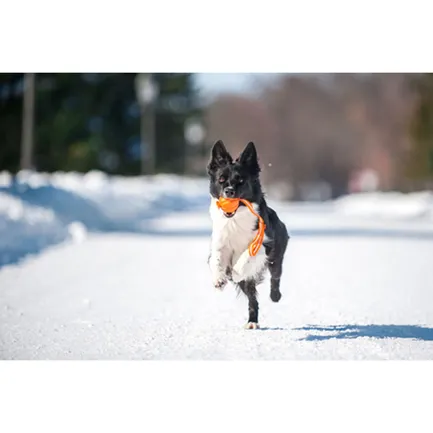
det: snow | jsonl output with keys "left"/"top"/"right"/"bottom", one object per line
{"left": 0, "top": 191, "right": 68, "bottom": 267}
{"left": 334, "top": 190, "right": 433, "bottom": 220}
{"left": 1, "top": 170, "right": 433, "bottom": 359}
{"left": 0, "top": 170, "right": 209, "bottom": 266}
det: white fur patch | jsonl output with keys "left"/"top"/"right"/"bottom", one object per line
{"left": 209, "top": 197, "right": 268, "bottom": 285}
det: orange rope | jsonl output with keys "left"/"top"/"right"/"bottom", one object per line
{"left": 216, "top": 197, "right": 266, "bottom": 257}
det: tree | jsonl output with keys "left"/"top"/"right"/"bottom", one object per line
{"left": 0, "top": 73, "right": 202, "bottom": 175}
{"left": 0, "top": 73, "right": 24, "bottom": 171}
{"left": 203, "top": 73, "right": 416, "bottom": 199}
{"left": 153, "top": 73, "right": 202, "bottom": 173}
{"left": 406, "top": 73, "right": 433, "bottom": 185}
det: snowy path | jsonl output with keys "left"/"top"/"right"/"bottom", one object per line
{"left": 1, "top": 215, "right": 433, "bottom": 360}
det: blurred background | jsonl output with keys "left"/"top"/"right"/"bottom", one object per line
{"left": 2, "top": 72, "right": 433, "bottom": 269}
{"left": 2, "top": 73, "right": 433, "bottom": 200}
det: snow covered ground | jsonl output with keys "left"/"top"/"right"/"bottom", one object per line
{"left": 1, "top": 171, "right": 433, "bottom": 360}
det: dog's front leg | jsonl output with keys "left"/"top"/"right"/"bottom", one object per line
{"left": 209, "top": 244, "right": 230, "bottom": 290}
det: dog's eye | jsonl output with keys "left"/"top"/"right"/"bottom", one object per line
{"left": 218, "top": 176, "right": 226, "bottom": 184}
{"left": 238, "top": 178, "right": 244, "bottom": 184}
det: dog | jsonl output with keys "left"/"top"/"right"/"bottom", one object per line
{"left": 207, "top": 140, "right": 289, "bottom": 329}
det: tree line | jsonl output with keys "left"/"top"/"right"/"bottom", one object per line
{"left": 205, "top": 73, "right": 433, "bottom": 199}
{"left": 2, "top": 73, "right": 433, "bottom": 199}
{"left": 0, "top": 73, "right": 204, "bottom": 175}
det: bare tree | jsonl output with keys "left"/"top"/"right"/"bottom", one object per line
{"left": 203, "top": 73, "right": 416, "bottom": 200}
{"left": 20, "top": 73, "right": 36, "bottom": 170}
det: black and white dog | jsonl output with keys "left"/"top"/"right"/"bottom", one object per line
{"left": 207, "top": 140, "right": 289, "bottom": 329}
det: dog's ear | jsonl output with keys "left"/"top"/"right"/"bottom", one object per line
{"left": 207, "top": 140, "right": 233, "bottom": 173}
{"left": 237, "top": 141, "right": 260, "bottom": 175}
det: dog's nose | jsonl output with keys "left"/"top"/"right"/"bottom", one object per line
{"left": 224, "top": 187, "right": 235, "bottom": 198}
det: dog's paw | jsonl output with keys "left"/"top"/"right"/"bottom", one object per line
{"left": 244, "top": 322, "right": 260, "bottom": 330}
{"left": 213, "top": 278, "right": 227, "bottom": 290}
{"left": 270, "top": 290, "right": 282, "bottom": 302}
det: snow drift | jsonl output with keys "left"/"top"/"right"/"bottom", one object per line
{"left": 334, "top": 191, "right": 433, "bottom": 220}
{"left": 1, "top": 170, "right": 433, "bottom": 267}
{"left": 0, "top": 170, "right": 209, "bottom": 267}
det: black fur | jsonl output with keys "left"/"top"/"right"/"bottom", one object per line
{"left": 207, "top": 140, "right": 262, "bottom": 204}
{"left": 207, "top": 140, "right": 290, "bottom": 326}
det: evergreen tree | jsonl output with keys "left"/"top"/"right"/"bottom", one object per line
{"left": 154, "top": 73, "right": 202, "bottom": 173}
{"left": 0, "top": 73, "right": 202, "bottom": 175}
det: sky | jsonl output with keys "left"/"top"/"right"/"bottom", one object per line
{"left": 194, "top": 73, "right": 277, "bottom": 98}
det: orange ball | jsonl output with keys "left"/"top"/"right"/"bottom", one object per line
{"left": 217, "top": 197, "right": 240, "bottom": 213}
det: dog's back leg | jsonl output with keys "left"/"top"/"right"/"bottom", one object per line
{"left": 268, "top": 235, "right": 289, "bottom": 302}
{"left": 265, "top": 214, "right": 289, "bottom": 303}
{"left": 268, "top": 258, "right": 283, "bottom": 302}
{"left": 239, "top": 279, "right": 259, "bottom": 329}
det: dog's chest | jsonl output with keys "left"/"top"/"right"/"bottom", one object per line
{"left": 210, "top": 199, "right": 258, "bottom": 255}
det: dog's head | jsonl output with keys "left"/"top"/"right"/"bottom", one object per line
{"left": 207, "top": 140, "right": 262, "bottom": 215}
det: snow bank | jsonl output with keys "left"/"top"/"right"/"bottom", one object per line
{"left": 334, "top": 191, "right": 433, "bottom": 220}
{"left": 0, "top": 170, "right": 209, "bottom": 267}
{"left": 0, "top": 192, "right": 68, "bottom": 266}
{"left": 1, "top": 169, "right": 433, "bottom": 267}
